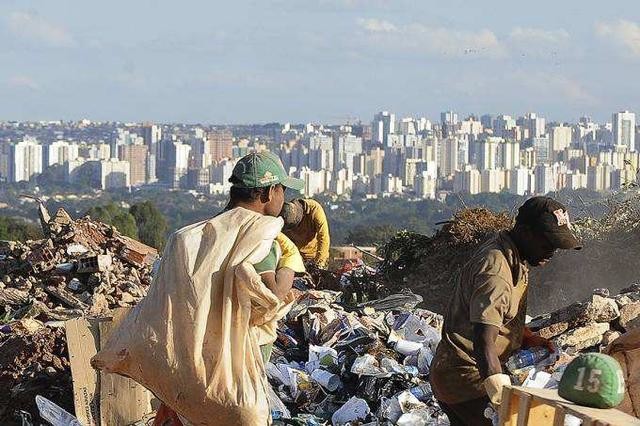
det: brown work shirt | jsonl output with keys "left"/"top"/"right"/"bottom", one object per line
{"left": 431, "top": 231, "right": 529, "bottom": 404}
{"left": 283, "top": 199, "right": 330, "bottom": 269}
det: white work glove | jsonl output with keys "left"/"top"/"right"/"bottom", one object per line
{"left": 483, "top": 373, "right": 511, "bottom": 406}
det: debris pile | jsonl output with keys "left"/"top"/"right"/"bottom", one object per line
{"left": 375, "top": 208, "right": 512, "bottom": 314}
{"left": 528, "top": 284, "right": 640, "bottom": 353}
{"left": 0, "top": 204, "right": 158, "bottom": 425}
{"left": 0, "top": 205, "right": 158, "bottom": 322}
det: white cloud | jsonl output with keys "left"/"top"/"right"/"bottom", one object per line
{"left": 357, "top": 18, "right": 504, "bottom": 58}
{"left": 357, "top": 18, "right": 397, "bottom": 33}
{"left": 508, "top": 27, "right": 569, "bottom": 45}
{"left": 595, "top": 19, "right": 640, "bottom": 56}
{"left": 7, "top": 11, "right": 75, "bottom": 47}
{"left": 356, "top": 19, "right": 577, "bottom": 59}
{"left": 408, "top": 24, "right": 504, "bottom": 57}
{"left": 7, "top": 75, "right": 40, "bottom": 91}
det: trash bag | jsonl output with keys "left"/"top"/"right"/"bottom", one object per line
{"left": 91, "top": 208, "right": 294, "bottom": 426}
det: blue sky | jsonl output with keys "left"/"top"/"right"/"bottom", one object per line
{"left": 0, "top": 0, "right": 639, "bottom": 124}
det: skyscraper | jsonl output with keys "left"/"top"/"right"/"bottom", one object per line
{"left": 372, "top": 111, "right": 395, "bottom": 146}
{"left": 613, "top": 111, "right": 636, "bottom": 151}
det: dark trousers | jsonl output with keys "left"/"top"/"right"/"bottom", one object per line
{"left": 438, "top": 397, "right": 493, "bottom": 426}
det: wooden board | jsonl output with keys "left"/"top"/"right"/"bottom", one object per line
{"left": 500, "top": 386, "right": 640, "bottom": 426}
{"left": 65, "top": 317, "right": 100, "bottom": 426}
{"left": 98, "top": 309, "right": 153, "bottom": 426}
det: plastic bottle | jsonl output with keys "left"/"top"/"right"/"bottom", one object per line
{"left": 506, "top": 346, "right": 551, "bottom": 372}
{"left": 36, "top": 395, "right": 82, "bottom": 426}
{"left": 409, "top": 383, "right": 433, "bottom": 402}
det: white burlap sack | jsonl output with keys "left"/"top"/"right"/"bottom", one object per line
{"left": 92, "top": 207, "right": 291, "bottom": 425}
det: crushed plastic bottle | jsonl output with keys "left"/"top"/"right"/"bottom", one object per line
{"left": 409, "top": 383, "right": 434, "bottom": 402}
{"left": 506, "top": 346, "right": 551, "bottom": 372}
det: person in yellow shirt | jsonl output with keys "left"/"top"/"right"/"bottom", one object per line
{"left": 281, "top": 198, "right": 330, "bottom": 269}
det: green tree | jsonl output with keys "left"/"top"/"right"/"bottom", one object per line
{"left": 346, "top": 224, "right": 398, "bottom": 246}
{"left": 130, "top": 201, "right": 168, "bottom": 249}
{"left": 85, "top": 203, "right": 138, "bottom": 239}
{"left": 0, "top": 216, "right": 43, "bottom": 241}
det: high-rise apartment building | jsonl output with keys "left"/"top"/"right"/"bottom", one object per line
{"left": 208, "top": 129, "right": 233, "bottom": 162}
{"left": 118, "top": 144, "right": 149, "bottom": 186}
{"left": 550, "top": 124, "right": 572, "bottom": 156}
{"left": 613, "top": 111, "right": 636, "bottom": 151}
{"left": 477, "top": 137, "right": 500, "bottom": 170}
{"left": 372, "top": 111, "right": 396, "bottom": 146}
{"left": 45, "top": 141, "right": 79, "bottom": 167}
{"left": 9, "top": 138, "right": 42, "bottom": 182}
{"left": 522, "top": 113, "right": 546, "bottom": 138}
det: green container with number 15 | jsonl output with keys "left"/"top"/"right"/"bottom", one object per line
{"left": 558, "top": 353, "right": 625, "bottom": 409}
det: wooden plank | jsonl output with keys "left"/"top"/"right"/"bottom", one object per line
{"left": 499, "top": 386, "right": 515, "bottom": 425}
{"left": 507, "top": 392, "right": 521, "bottom": 426}
{"left": 510, "top": 387, "right": 640, "bottom": 426}
{"left": 99, "top": 308, "right": 153, "bottom": 426}
{"left": 527, "top": 398, "right": 556, "bottom": 425}
{"left": 552, "top": 406, "right": 566, "bottom": 426}
{"left": 516, "top": 394, "right": 532, "bottom": 426}
{"left": 65, "top": 317, "right": 100, "bottom": 426}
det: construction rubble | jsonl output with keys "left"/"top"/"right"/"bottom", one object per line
{"left": 1, "top": 205, "right": 640, "bottom": 424}
{"left": 0, "top": 205, "right": 157, "bottom": 424}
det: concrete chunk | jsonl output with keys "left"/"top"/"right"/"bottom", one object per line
{"left": 531, "top": 294, "right": 619, "bottom": 339}
{"left": 619, "top": 302, "right": 640, "bottom": 331}
{"left": 554, "top": 322, "right": 610, "bottom": 350}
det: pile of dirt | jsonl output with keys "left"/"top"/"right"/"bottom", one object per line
{"left": 375, "top": 208, "right": 512, "bottom": 314}
{"left": 0, "top": 324, "right": 72, "bottom": 424}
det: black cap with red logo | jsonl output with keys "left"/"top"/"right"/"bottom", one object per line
{"left": 516, "top": 196, "right": 582, "bottom": 250}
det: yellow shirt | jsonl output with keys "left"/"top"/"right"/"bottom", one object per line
{"left": 430, "top": 231, "right": 529, "bottom": 404}
{"left": 284, "top": 199, "right": 330, "bottom": 268}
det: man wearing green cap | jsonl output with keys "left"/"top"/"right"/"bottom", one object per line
{"left": 225, "top": 151, "right": 307, "bottom": 358}
{"left": 151, "top": 151, "right": 306, "bottom": 426}
{"left": 431, "top": 196, "right": 582, "bottom": 425}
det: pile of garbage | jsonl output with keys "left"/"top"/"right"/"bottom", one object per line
{"left": 0, "top": 204, "right": 158, "bottom": 424}
{"left": 266, "top": 285, "right": 449, "bottom": 425}
{"left": 374, "top": 208, "right": 512, "bottom": 314}
{"left": 267, "top": 278, "right": 640, "bottom": 425}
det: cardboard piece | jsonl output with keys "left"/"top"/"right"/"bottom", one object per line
{"left": 65, "top": 309, "right": 153, "bottom": 426}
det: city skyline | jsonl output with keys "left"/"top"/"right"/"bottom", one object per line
{"left": 0, "top": 1, "right": 639, "bottom": 123}
{"left": 1, "top": 108, "right": 638, "bottom": 200}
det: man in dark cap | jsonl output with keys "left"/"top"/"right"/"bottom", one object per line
{"left": 430, "top": 196, "right": 582, "bottom": 425}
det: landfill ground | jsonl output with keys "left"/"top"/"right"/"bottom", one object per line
{"left": 1, "top": 200, "right": 640, "bottom": 424}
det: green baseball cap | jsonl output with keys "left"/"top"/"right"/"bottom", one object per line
{"left": 558, "top": 353, "right": 625, "bottom": 408}
{"left": 230, "top": 151, "right": 305, "bottom": 192}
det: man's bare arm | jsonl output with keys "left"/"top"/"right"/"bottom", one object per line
{"left": 473, "top": 323, "right": 502, "bottom": 379}
{"left": 261, "top": 268, "right": 294, "bottom": 300}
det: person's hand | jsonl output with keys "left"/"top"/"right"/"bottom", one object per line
{"left": 522, "top": 327, "right": 555, "bottom": 352}
{"left": 483, "top": 373, "right": 511, "bottom": 406}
